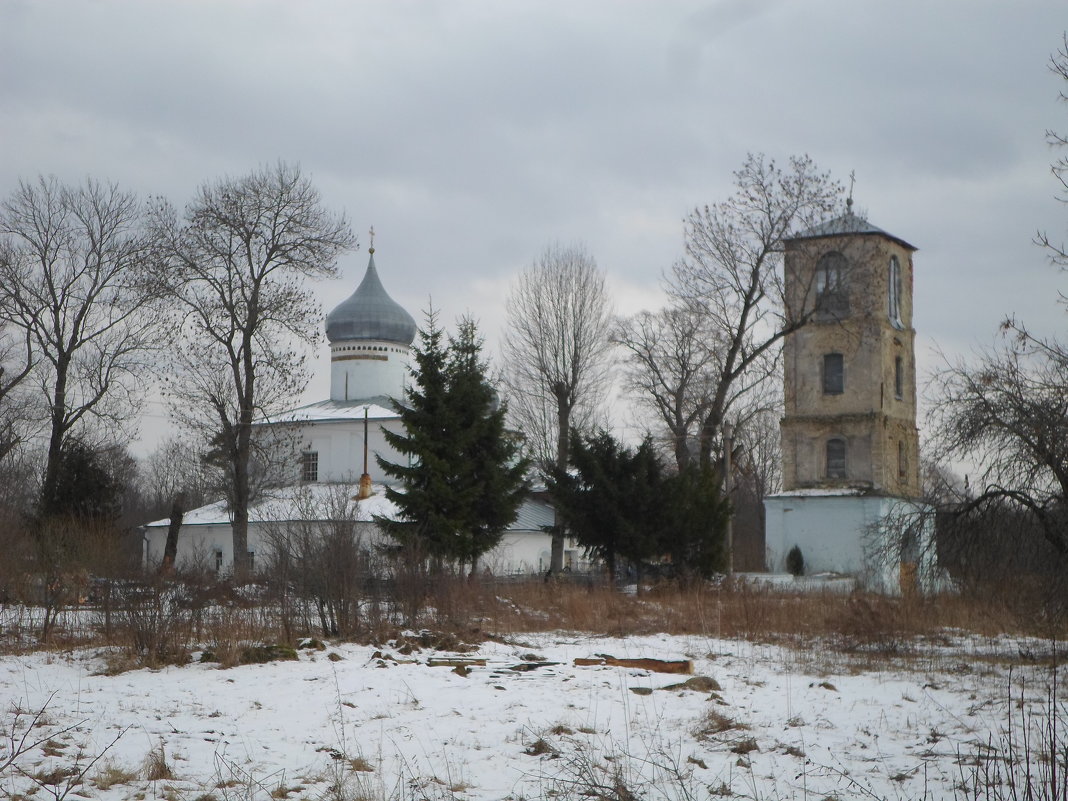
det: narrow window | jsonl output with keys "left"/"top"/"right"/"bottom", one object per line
{"left": 247, "top": 550, "right": 255, "bottom": 572}
{"left": 213, "top": 549, "right": 223, "bottom": 573}
{"left": 898, "top": 440, "right": 907, "bottom": 479}
{"left": 823, "top": 353, "right": 844, "bottom": 394}
{"left": 301, "top": 450, "right": 319, "bottom": 483}
{"left": 888, "top": 256, "right": 902, "bottom": 326}
{"left": 826, "top": 438, "right": 847, "bottom": 479}
{"left": 816, "top": 252, "right": 849, "bottom": 315}
{"left": 894, "top": 355, "right": 904, "bottom": 400}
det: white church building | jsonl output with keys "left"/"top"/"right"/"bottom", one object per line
{"left": 143, "top": 247, "right": 570, "bottom": 576}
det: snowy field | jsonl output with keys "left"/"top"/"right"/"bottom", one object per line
{"left": 0, "top": 631, "right": 1061, "bottom": 800}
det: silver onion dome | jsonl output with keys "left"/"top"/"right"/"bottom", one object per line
{"left": 325, "top": 251, "right": 417, "bottom": 345}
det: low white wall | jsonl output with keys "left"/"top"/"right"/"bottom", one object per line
{"left": 764, "top": 493, "right": 938, "bottom": 593}
{"left": 145, "top": 521, "right": 560, "bottom": 578}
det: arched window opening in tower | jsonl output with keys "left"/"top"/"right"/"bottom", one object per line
{"left": 888, "top": 255, "right": 903, "bottom": 327}
{"left": 815, "top": 251, "right": 849, "bottom": 316}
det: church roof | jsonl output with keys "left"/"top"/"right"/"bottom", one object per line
{"left": 143, "top": 482, "right": 553, "bottom": 532}
{"left": 325, "top": 251, "right": 417, "bottom": 345}
{"left": 265, "top": 397, "right": 401, "bottom": 425}
{"left": 143, "top": 482, "right": 400, "bottom": 528}
{"left": 788, "top": 209, "right": 916, "bottom": 251}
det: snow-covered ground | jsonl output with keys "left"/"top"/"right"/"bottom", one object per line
{"left": 0, "top": 632, "right": 1060, "bottom": 800}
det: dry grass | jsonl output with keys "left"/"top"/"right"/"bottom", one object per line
{"left": 2, "top": 572, "right": 1066, "bottom": 670}
{"left": 93, "top": 761, "right": 139, "bottom": 790}
{"left": 479, "top": 578, "right": 1068, "bottom": 645}
{"left": 694, "top": 709, "right": 748, "bottom": 739}
{"left": 143, "top": 741, "right": 174, "bottom": 781}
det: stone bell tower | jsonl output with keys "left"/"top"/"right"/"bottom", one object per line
{"left": 765, "top": 202, "right": 933, "bottom": 591}
{"left": 779, "top": 202, "right": 920, "bottom": 496}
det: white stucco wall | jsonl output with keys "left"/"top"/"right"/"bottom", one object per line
{"left": 764, "top": 492, "right": 938, "bottom": 593}
{"left": 329, "top": 339, "right": 410, "bottom": 402}
{"left": 296, "top": 418, "right": 408, "bottom": 484}
{"left": 144, "top": 521, "right": 559, "bottom": 578}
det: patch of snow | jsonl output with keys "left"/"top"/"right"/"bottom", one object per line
{"left": 0, "top": 633, "right": 1057, "bottom": 800}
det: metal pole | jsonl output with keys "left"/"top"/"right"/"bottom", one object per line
{"left": 723, "top": 422, "right": 734, "bottom": 575}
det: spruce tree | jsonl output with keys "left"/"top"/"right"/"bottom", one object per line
{"left": 446, "top": 318, "right": 529, "bottom": 573}
{"left": 377, "top": 311, "right": 529, "bottom": 572}
{"left": 377, "top": 309, "right": 461, "bottom": 559}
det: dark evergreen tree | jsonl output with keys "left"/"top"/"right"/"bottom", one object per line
{"left": 377, "top": 309, "right": 457, "bottom": 558}
{"left": 549, "top": 430, "right": 665, "bottom": 582}
{"left": 377, "top": 311, "right": 529, "bottom": 572}
{"left": 661, "top": 465, "right": 729, "bottom": 580}
{"left": 446, "top": 318, "right": 529, "bottom": 573}
{"left": 39, "top": 437, "right": 123, "bottom": 523}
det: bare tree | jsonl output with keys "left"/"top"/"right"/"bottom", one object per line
{"left": 1037, "top": 33, "right": 1068, "bottom": 268}
{"left": 0, "top": 314, "right": 35, "bottom": 465}
{"left": 929, "top": 327, "right": 1068, "bottom": 556}
{"left": 612, "top": 303, "right": 720, "bottom": 471}
{"left": 0, "top": 176, "right": 164, "bottom": 515}
{"left": 142, "top": 436, "right": 214, "bottom": 514}
{"left": 503, "top": 242, "right": 612, "bottom": 572}
{"left": 668, "top": 154, "right": 843, "bottom": 469}
{"left": 151, "top": 162, "right": 355, "bottom": 580}
{"left": 923, "top": 36, "right": 1068, "bottom": 599}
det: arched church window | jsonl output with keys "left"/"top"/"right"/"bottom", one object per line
{"left": 894, "top": 355, "right": 904, "bottom": 399}
{"left": 816, "top": 252, "right": 849, "bottom": 316}
{"left": 826, "top": 437, "right": 847, "bottom": 479}
{"left": 888, "top": 256, "right": 903, "bottom": 327}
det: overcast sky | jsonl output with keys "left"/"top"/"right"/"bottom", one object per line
{"left": 2, "top": 0, "right": 1065, "bottom": 454}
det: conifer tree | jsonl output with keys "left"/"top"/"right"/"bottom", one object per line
{"left": 378, "top": 311, "right": 528, "bottom": 572}
{"left": 377, "top": 309, "right": 458, "bottom": 559}
{"left": 661, "top": 465, "right": 729, "bottom": 580}
{"left": 550, "top": 431, "right": 729, "bottom": 582}
{"left": 549, "top": 430, "right": 664, "bottom": 582}
{"left": 446, "top": 318, "right": 529, "bottom": 573}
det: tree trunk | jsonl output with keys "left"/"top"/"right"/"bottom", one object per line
{"left": 231, "top": 372, "right": 255, "bottom": 582}
{"left": 550, "top": 394, "right": 571, "bottom": 574}
{"left": 159, "top": 492, "right": 186, "bottom": 576}
{"left": 39, "top": 358, "right": 70, "bottom": 516}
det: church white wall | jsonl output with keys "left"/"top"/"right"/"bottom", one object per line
{"left": 330, "top": 339, "right": 409, "bottom": 402}
{"left": 764, "top": 493, "right": 938, "bottom": 594}
{"left": 144, "top": 521, "right": 559, "bottom": 578}
{"left": 297, "top": 418, "right": 408, "bottom": 484}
